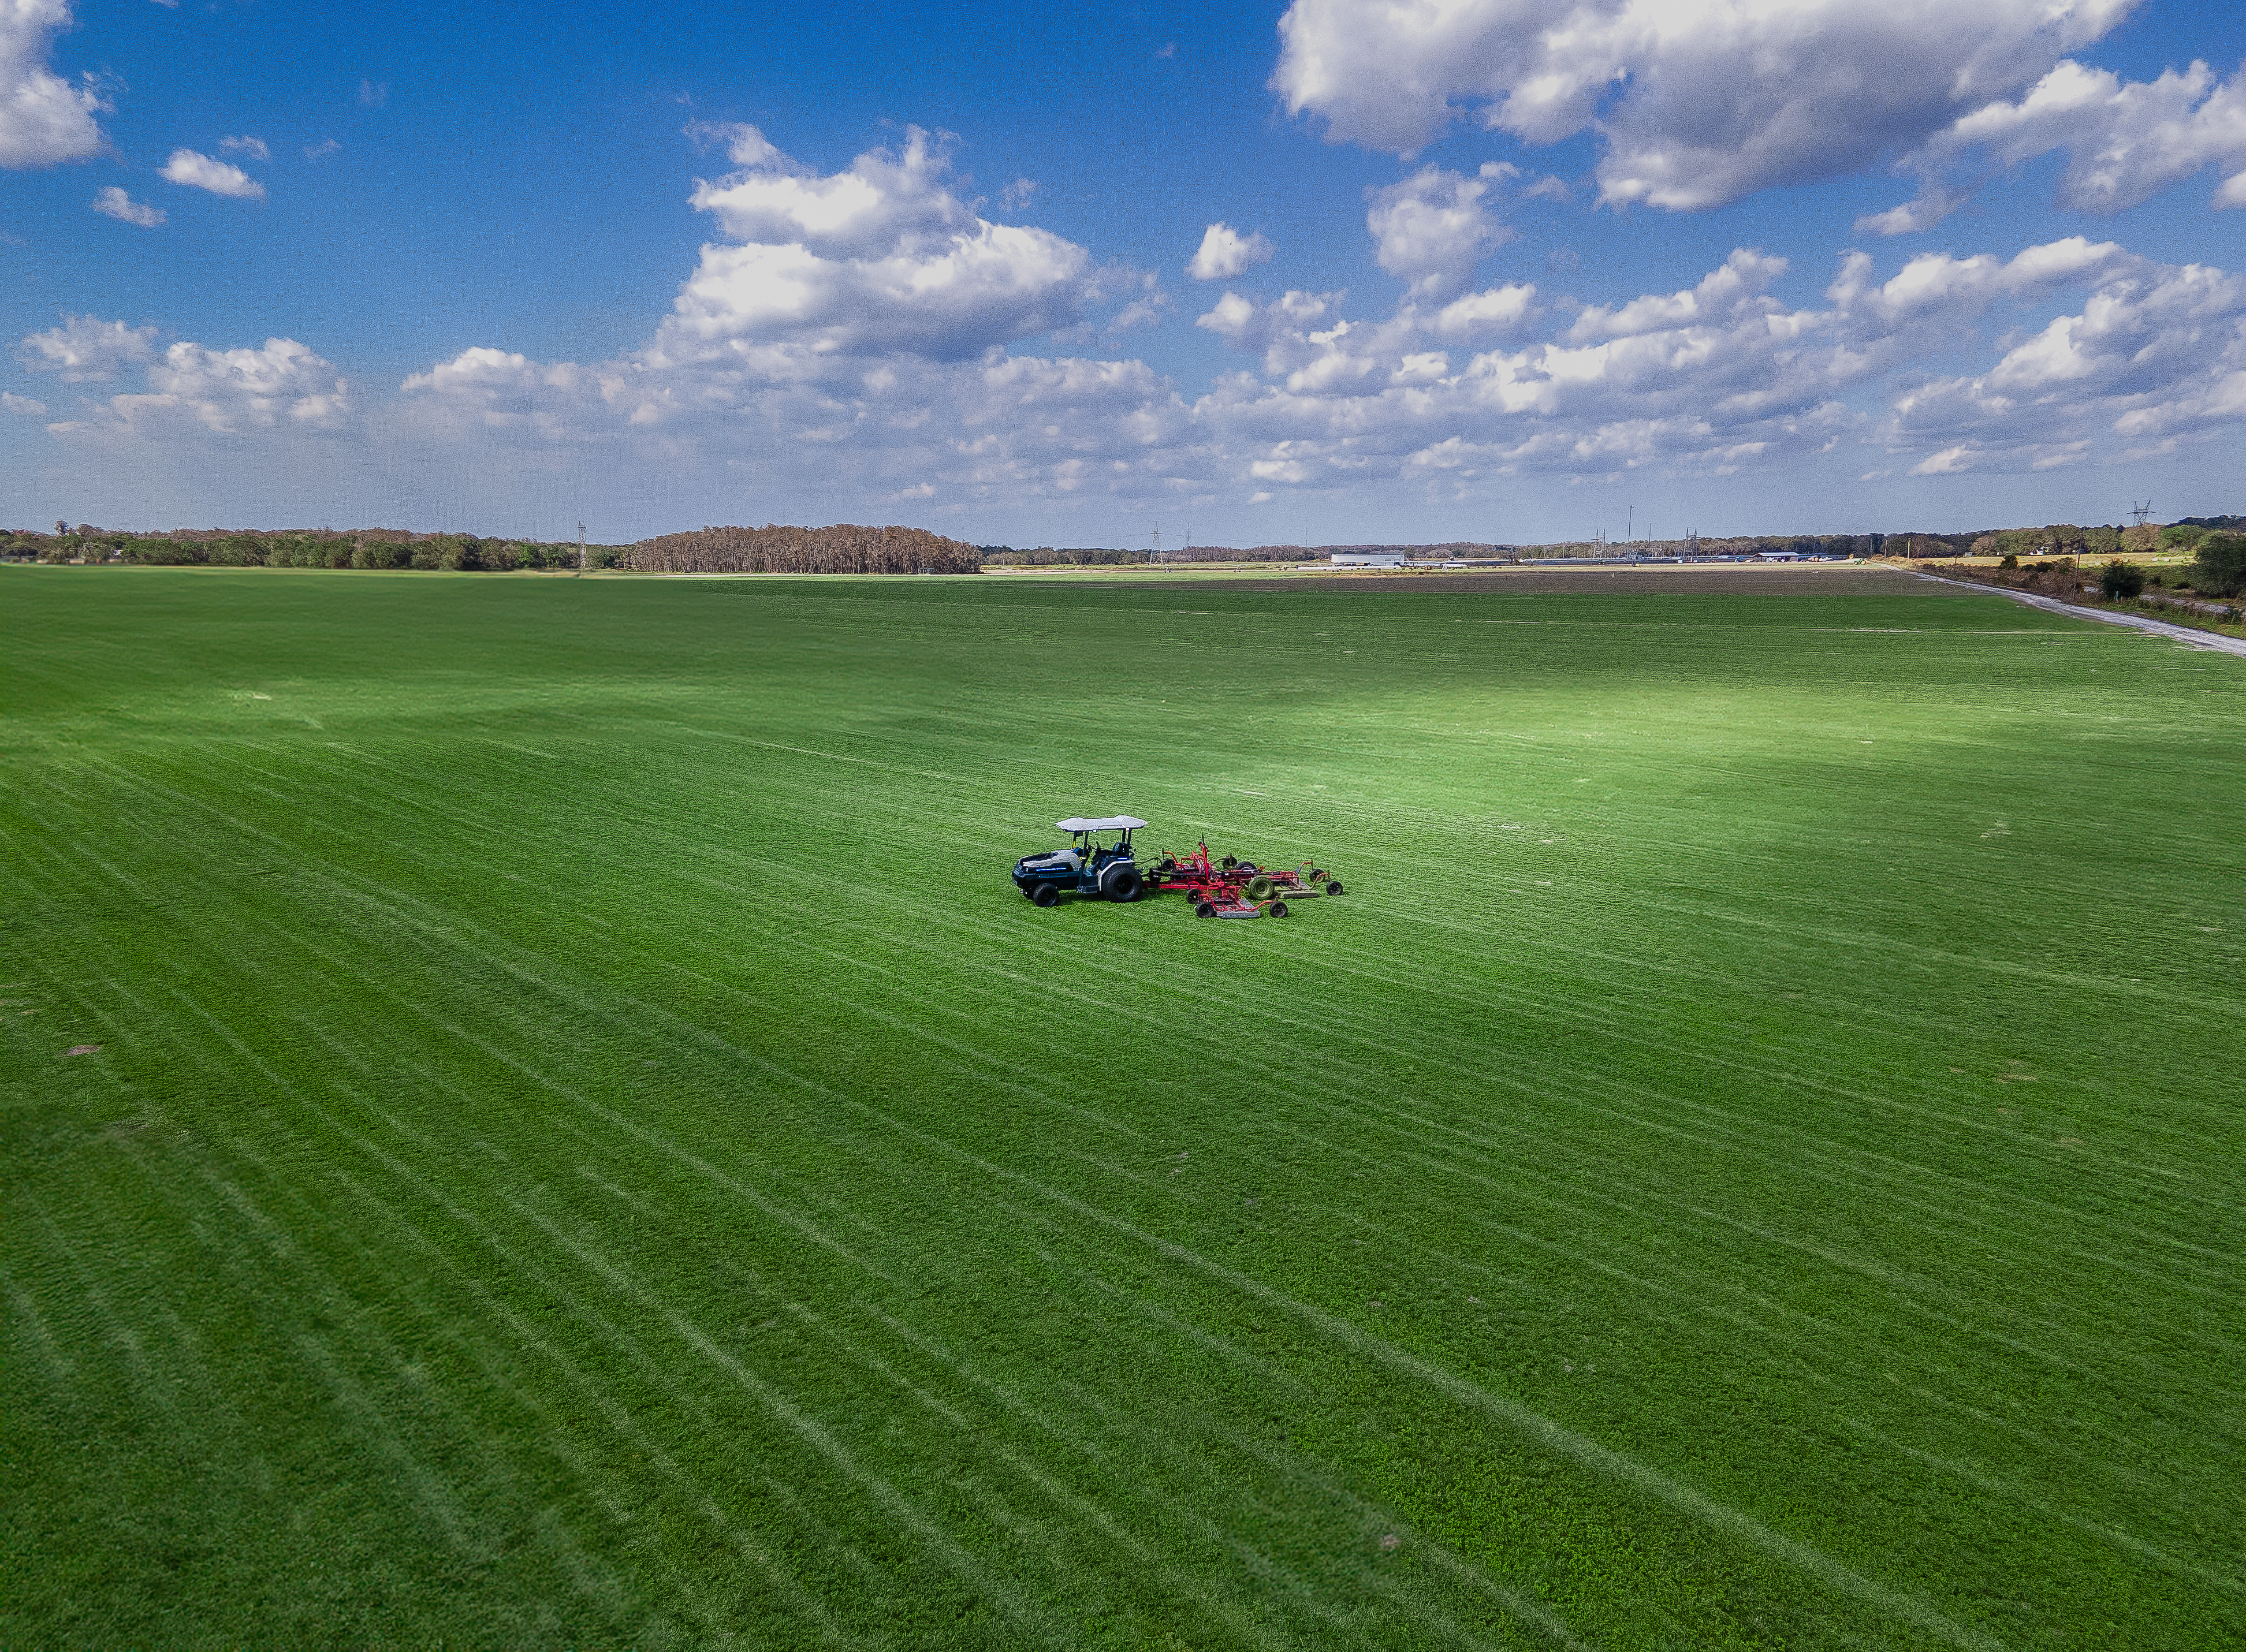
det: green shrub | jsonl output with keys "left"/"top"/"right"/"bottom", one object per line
{"left": 1999, "top": 553, "right": 2018, "bottom": 569}
{"left": 2192, "top": 533, "right": 2246, "bottom": 598}
{"left": 2099, "top": 561, "right": 2146, "bottom": 599}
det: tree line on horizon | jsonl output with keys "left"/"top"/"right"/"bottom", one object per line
{"left": 5, "top": 515, "right": 2236, "bottom": 574}
{"left": 0, "top": 526, "right": 620, "bottom": 570}
{"left": 622, "top": 524, "right": 982, "bottom": 575}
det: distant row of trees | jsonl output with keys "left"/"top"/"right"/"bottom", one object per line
{"left": 1, "top": 528, "right": 614, "bottom": 570}
{"left": 623, "top": 524, "right": 982, "bottom": 574}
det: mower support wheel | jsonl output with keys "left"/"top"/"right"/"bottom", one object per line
{"left": 1268, "top": 900, "right": 1289, "bottom": 918}
{"left": 1194, "top": 899, "right": 1215, "bottom": 918}
{"left": 1324, "top": 880, "right": 1344, "bottom": 896}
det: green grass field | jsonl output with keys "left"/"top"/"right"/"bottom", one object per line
{"left": 5, "top": 566, "right": 2241, "bottom": 1650}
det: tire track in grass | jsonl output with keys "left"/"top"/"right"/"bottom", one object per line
{"left": 1268, "top": 1119, "right": 2234, "bottom": 1513}
{"left": 141, "top": 993, "right": 863, "bottom": 1646}
{"left": 973, "top": 917, "right": 2246, "bottom": 1345}
{"left": 1262, "top": 1169, "right": 2243, "bottom": 1587}
{"left": 787, "top": 915, "right": 2245, "bottom": 1419}
{"left": 131, "top": 988, "right": 729, "bottom": 1617}
{"left": 1198, "top": 913, "right": 2241, "bottom": 1238}
{"left": 315, "top": 1152, "right": 862, "bottom": 1645}
{"left": 1256, "top": 1072, "right": 2246, "bottom": 1416}
{"left": 1010, "top": 1246, "right": 1595, "bottom": 1649}
{"left": 72, "top": 905, "right": 844, "bottom": 1640}
{"left": 1, "top": 1262, "right": 76, "bottom": 1383}
{"left": 1135, "top": 1080, "right": 2246, "bottom": 1535}
{"left": 303, "top": 1036, "right": 1109, "bottom": 1643}
{"left": 92, "top": 743, "right": 1157, "bottom": 1155}
{"left": 14, "top": 1194, "right": 181, "bottom": 1427}
{"left": 1045, "top": 1367, "right": 1588, "bottom": 1652}
{"left": 795, "top": 885, "right": 2238, "bottom": 1285}
{"left": 1836, "top": 1416, "right": 2244, "bottom": 1598}
{"left": 736, "top": 1288, "right": 1328, "bottom": 1652}
{"left": 492, "top": 1190, "right": 1071, "bottom": 1649}
{"left": 833, "top": 1104, "right": 2014, "bottom": 1652}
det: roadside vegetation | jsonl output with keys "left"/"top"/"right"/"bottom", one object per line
{"left": 1921, "top": 527, "right": 2246, "bottom": 641}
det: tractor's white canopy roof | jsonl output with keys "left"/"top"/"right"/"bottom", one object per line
{"left": 1056, "top": 815, "right": 1147, "bottom": 832}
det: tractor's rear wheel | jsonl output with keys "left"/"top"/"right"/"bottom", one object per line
{"left": 1032, "top": 883, "right": 1060, "bottom": 907}
{"left": 1269, "top": 900, "right": 1289, "bottom": 918}
{"left": 1324, "top": 880, "right": 1343, "bottom": 896}
{"left": 1104, "top": 867, "right": 1144, "bottom": 903}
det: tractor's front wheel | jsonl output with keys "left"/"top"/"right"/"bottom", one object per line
{"left": 1032, "top": 883, "right": 1060, "bottom": 907}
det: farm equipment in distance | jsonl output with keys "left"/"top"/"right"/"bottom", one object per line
{"left": 1013, "top": 815, "right": 1346, "bottom": 920}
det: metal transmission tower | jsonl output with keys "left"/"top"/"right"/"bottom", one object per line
{"left": 2129, "top": 500, "right": 2154, "bottom": 527}
{"left": 575, "top": 521, "right": 587, "bottom": 577}
{"left": 1151, "top": 523, "right": 1162, "bottom": 562}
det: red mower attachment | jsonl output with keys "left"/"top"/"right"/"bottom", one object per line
{"left": 1144, "top": 840, "right": 1346, "bottom": 919}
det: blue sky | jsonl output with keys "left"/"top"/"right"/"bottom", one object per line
{"left": 4, "top": 1, "right": 2243, "bottom": 545}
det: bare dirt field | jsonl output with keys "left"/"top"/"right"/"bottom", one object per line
{"left": 1179, "top": 562, "right": 1944, "bottom": 596}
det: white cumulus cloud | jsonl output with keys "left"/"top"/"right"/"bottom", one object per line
{"left": 17, "top": 313, "right": 156, "bottom": 379}
{"left": 1366, "top": 163, "right": 1518, "bottom": 299}
{"left": 218, "top": 133, "right": 269, "bottom": 161}
{"left": 1273, "top": 0, "right": 2143, "bottom": 211}
{"left": 161, "top": 147, "right": 265, "bottom": 199}
{"left": 3, "top": 390, "right": 47, "bottom": 415}
{"left": 1, "top": 0, "right": 108, "bottom": 167}
{"left": 27, "top": 329, "right": 356, "bottom": 439}
{"left": 1187, "top": 222, "right": 1275, "bottom": 281}
{"left": 1906, "top": 58, "right": 2246, "bottom": 220}
{"left": 91, "top": 184, "right": 163, "bottom": 226}
{"left": 668, "top": 124, "right": 1103, "bottom": 361}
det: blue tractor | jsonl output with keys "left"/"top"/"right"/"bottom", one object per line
{"left": 1013, "top": 815, "right": 1148, "bottom": 907}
